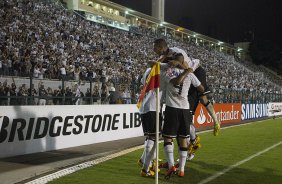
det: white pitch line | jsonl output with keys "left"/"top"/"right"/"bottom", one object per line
{"left": 25, "top": 145, "right": 144, "bottom": 184}
{"left": 197, "top": 117, "right": 282, "bottom": 135}
{"left": 198, "top": 141, "right": 282, "bottom": 184}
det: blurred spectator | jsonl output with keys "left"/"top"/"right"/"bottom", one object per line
{"left": 1, "top": 80, "right": 9, "bottom": 105}
{"left": 73, "top": 83, "right": 83, "bottom": 105}
{"left": 10, "top": 82, "right": 18, "bottom": 105}
{"left": 46, "top": 87, "right": 53, "bottom": 105}
{"left": 101, "top": 83, "right": 109, "bottom": 103}
{"left": 18, "top": 84, "right": 28, "bottom": 105}
{"left": 85, "top": 88, "right": 91, "bottom": 104}
{"left": 28, "top": 84, "right": 37, "bottom": 105}
{"left": 108, "top": 86, "right": 122, "bottom": 104}
{"left": 38, "top": 82, "right": 47, "bottom": 105}
{"left": 64, "top": 86, "right": 73, "bottom": 105}
{"left": 92, "top": 85, "right": 100, "bottom": 103}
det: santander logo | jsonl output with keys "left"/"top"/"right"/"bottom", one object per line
{"left": 197, "top": 107, "right": 207, "bottom": 124}
{"left": 195, "top": 103, "right": 241, "bottom": 128}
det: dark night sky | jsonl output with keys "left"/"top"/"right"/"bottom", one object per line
{"left": 110, "top": 0, "right": 282, "bottom": 45}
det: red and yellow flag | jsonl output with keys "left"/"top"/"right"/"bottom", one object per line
{"left": 137, "top": 62, "right": 160, "bottom": 109}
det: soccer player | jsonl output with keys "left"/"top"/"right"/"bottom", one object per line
{"left": 159, "top": 62, "right": 204, "bottom": 178}
{"left": 138, "top": 67, "right": 162, "bottom": 177}
{"left": 154, "top": 39, "right": 220, "bottom": 159}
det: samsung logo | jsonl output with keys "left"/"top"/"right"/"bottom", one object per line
{"left": 241, "top": 104, "right": 268, "bottom": 120}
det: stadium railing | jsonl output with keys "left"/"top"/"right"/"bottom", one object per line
{"left": 212, "top": 87, "right": 282, "bottom": 104}
{"left": 0, "top": 80, "right": 281, "bottom": 106}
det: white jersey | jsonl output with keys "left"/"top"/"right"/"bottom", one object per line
{"left": 169, "top": 47, "right": 191, "bottom": 64}
{"left": 190, "top": 59, "right": 200, "bottom": 71}
{"left": 139, "top": 68, "right": 162, "bottom": 114}
{"left": 169, "top": 47, "right": 200, "bottom": 71}
{"left": 162, "top": 66, "right": 201, "bottom": 109}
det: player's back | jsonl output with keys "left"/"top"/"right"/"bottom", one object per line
{"left": 163, "top": 68, "right": 201, "bottom": 109}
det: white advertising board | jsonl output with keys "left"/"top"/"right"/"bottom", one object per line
{"left": 241, "top": 103, "right": 268, "bottom": 120}
{"left": 0, "top": 105, "right": 143, "bottom": 158}
{"left": 268, "top": 102, "right": 282, "bottom": 117}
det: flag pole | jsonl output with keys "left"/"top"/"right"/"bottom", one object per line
{"left": 155, "top": 85, "right": 159, "bottom": 184}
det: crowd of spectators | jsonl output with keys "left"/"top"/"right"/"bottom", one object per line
{"left": 0, "top": 0, "right": 281, "bottom": 106}
{"left": 0, "top": 77, "right": 137, "bottom": 105}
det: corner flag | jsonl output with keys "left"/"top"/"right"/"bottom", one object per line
{"left": 137, "top": 62, "right": 160, "bottom": 109}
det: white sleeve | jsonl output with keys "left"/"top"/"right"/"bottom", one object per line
{"left": 141, "top": 73, "right": 146, "bottom": 85}
{"left": 191, "top": 59, "right": 200, "bottom": 71}
{"left": 190, "top": 73, "right": 201, "bottom": 87}
{"left": 141, "top": 68, "right": 151, "bottom": 85}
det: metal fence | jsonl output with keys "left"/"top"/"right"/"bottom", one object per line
{"left": 212, "top": 88, "right": 282, "bottom": 104}
{"left": 0, "top": 76, "right": 138, "bottom": 106}
{"left": 1, "top": 76, "right": 281, "bottom": 106}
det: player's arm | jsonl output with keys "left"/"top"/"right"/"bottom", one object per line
{"left": 147, "top": 60, "right": 158, "bottom": 67}
{"left": 148, "top": 61, "right": 169, "bottom": 72}
{"left": 167, "top": 55, "right": 190, "bottom": 71}
{"left": 190, "top": 73, "right": 204, "bottom": 93}
{"left": 170, "top": 69, "right": 192, "bottom": 85}
{"left": 196, "top": 84, "right": 205, "bottom": 94}
{"left": 157, "top": 55, "right": 168, "bottom": 63}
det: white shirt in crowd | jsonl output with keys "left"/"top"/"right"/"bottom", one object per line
{"left": 38, "top": 69, "right": 45, "bottom": 79}
{"left": 33, "top": 68, "right": 41, "bottom": 78}
{"left": 60, "top": 67, "right": 66, "bottom": 75}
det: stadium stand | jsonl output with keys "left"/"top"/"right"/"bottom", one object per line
{"left": 0, "top": 0, "right": 281, "bottom": 105}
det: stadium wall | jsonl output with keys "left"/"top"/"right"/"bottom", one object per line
{"left": 0, "top": 105, "right": 143, "bottom": 158}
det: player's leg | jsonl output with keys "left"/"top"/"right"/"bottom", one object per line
{"left": 176, "top": 109, "right": 191, "bottom": 177}
{"left": 138, "top": 113, "right": 149, "bottom": 168}
{"left": 188, "top": 90, "right": 201, "bottom": 158}
{"left": 194, "top": 66, "right": 221, "bottom": 136}
{"left": 141, "top": 111, "right": 162, "bottom": 176}
{"left": 188, "top": 133, "right": 201, "bottom": 156}
{"left": 162, "top": 106, "right": 178, "bottom": 179}
{"left": 177, "top": 137, "right": 188, "bottom": 177}
{"left": 189, "top": 122, "right": 196, "bottom": 141}
{"left": 138, "top": 138, "right": 147, "bottom": 167}
{"left": 150, "top": 112, "right": 163, "bottom": 172}
{"left": 188, "top": 85, "right": 199, "bottom": 142}
{"left": 141, "top": 137, "right": 156, "bottom": 177}
{"left": 200, "top": 95, "right": 221, "bottom": 136}
{"left": 185, "top": 135, "right": 194, "bottom": 160}
{"left": 187, "top": 123, "right": 201, "bottom": 160}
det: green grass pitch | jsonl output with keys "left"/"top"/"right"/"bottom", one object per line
{"left": 49, "top": 117, "right": 282, "bottom": 184}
